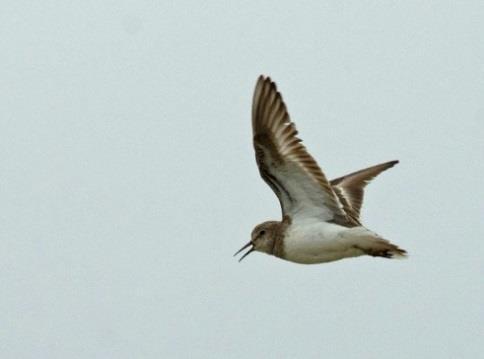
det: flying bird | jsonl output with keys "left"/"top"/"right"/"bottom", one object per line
{"left": 234, "top": 76, "right": 407, "bottom": 264}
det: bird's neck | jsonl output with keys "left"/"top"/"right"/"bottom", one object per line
{"left": 270, "top": 216, "right": 292, "bottom": 258}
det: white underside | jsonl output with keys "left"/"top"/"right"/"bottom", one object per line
{"left": 282, "top": 219, "right": 383, "bottom": 264}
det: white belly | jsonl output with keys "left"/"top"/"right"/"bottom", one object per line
{"left": 282, "top": 221, "right": 365, "bottom": 264}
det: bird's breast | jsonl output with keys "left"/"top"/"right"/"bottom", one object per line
{"left": 281, "top": 221, "right": 359, "bottom": 264}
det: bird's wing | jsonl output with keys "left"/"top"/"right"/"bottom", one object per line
{"left": 330, "top": 160, "right": 398, "bottom": 219}
{"left": 252, "top": 76, "right": 358, "bottom": 226}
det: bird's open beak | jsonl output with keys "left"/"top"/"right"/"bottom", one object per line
{"left": 234, "top": 241, "right": 254, "bottom": 262}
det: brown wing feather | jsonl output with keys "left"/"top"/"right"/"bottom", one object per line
{"left": 330, "top": 160, "right": 398, "bottom": 218}
{"left": 252, "top": 76, "right": 358, "bottom": 226}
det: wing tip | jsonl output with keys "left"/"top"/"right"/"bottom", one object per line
{"left": 256, "top": 75, "right": 276, "bottom": 91}
{"left": 252, "top": 75, "right": 283, "bottom": 128}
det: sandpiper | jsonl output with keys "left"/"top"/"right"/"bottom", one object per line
{"left": 235, "top": 76, "right": 407, "bottom": 264}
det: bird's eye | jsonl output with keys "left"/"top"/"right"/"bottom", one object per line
{"left": 259, "top": 230, "right": 266, "bottom": 236}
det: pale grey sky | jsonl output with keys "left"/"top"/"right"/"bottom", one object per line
{"left": 1, "top": 1, "right": 483, "bottom": 358}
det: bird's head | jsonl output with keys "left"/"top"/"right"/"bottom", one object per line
{"left": 234, "top": 221, "right": 278, "bottom": 261}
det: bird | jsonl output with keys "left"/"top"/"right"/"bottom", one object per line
{"left": 234, "top": 76, "right": 407, "bottom": 264}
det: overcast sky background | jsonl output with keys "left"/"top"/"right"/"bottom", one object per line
{"left": 1, "top": 1, "right": 483, "bottom": 358}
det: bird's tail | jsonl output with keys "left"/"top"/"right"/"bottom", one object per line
{"left": 342, "top": 227, "right": 407, "bottom": 259}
